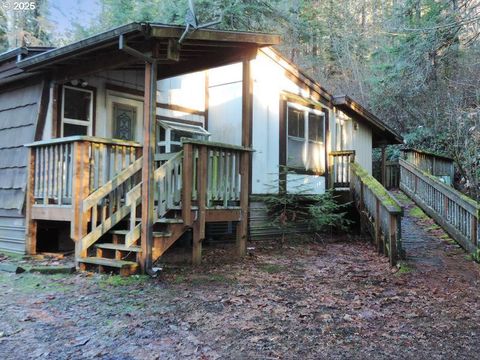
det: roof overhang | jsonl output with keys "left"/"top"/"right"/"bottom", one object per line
{"left": 333, "top": 95, "right": 403, "bottom": 147}
{"left": 260, "top": 47, "right": 332, "bottom": 106}
{"left": 16, "top": 22, "right": 280, "bottom": 82}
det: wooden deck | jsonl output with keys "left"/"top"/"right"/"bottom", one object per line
{"left": 24, "top": 136, "right": 251, "bottom": 274}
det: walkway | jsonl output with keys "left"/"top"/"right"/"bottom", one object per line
{"left": 393, "top": 190, "right": 480, "bottom": 283}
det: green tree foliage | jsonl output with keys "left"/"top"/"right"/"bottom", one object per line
{"left": 2, "top": 0, "right": 478, "bottom": 198}
{"left": 262, "top": 168, "right": 351, "bottom": 246}
{"left": 68, "top": 0, "right": 282, "bottom": 40}
{"left": 3, "top": 0, "right": 52, "bottom": 49}
{"left": 0, "top": 9, "right": 7, "bottom": 52}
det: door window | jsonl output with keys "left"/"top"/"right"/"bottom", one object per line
{"left": 113, "top": 103, "right": 137, "bottom": 141}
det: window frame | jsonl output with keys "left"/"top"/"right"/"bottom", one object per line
{"left": 286, "top": 101, "right": 326, "bottom": 174}
{"left": 60, "top": 85, "right": 95, "bottom": 137}
{"left": 157, "top": 120, "right": 210, "bottom": 154}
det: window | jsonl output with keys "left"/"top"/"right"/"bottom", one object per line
{"left": 286, "top": 103, "right": 325, "bottom": 173}
{"left": 61, "top": 86, "right": 93, "bottom": 137}
{"left": 113, "top": 103, "right": 136, "bottom": 141}
{"left": 157, "top": 120, "right": 210, "bottom": 154}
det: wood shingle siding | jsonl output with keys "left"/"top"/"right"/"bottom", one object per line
{"left": 0, "top": 81, "right": 44, "bottom": 254}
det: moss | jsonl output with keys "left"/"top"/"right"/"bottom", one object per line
{"left": 409, "top": 206, "right": 428, "bottom": 220}
{"left": 472, "top": 249, "right": 480, "bottom": 263}
{"left": 191, "top": 274, "right": 234, "bottom": 285}
{"left": 0, "top": 273, "right": 71, "bottom": 294}
{"left": 172, "top": 274, "right": 186, "bottom": 284}
{"left": 395, "top": 262, "right": 413, "bottom": 275}
{"left": 465, "top": 254, "right": 475, "bottom": 261}
{"left": 427, "top": 224, "right": 441, "bottom": 231}
{"left": 351, "top": 163, "right": 402, "bottom": 212}
{"left": 260, "top": 263, "right": 285, "bottom": 274}
{"left": 99, "top": 274, "right": 149, "bottom": 287}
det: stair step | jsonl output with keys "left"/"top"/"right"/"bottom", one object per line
{"left": 109, "top": 230, "right": 129, "bottom": 235}
{"left": 153, "top": 231, "right": 172, "bottom": 238}
{"left": 78, "top": 257, "right": 138, "bottom": 269}
{"left": 156, "top": 218, "right": 183, "bottom": 224}
{"left": 95, "top": 243, "right": 141, "bottom": 252}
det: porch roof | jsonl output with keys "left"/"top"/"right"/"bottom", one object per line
{"left": 332, "top": 95, "right": 403, "bottom": 147}
{"left": 16, "top": 22, "right": 280, "bottom": 81}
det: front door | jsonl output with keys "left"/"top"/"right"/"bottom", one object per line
{"left": 107, "top": 94, "right": 143, "bottom": 143}
{"left": 113, "top": 103, "right": 136, "bottom": 141}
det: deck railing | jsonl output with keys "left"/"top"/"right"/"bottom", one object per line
{"left": 402, "top": 149, "right": 455, "bottom": 185}
{"left": 373, "top": 160, "right": 401, "bottom": 189}
{"left": 76, "top": 158, "right": 142, "bottom": 256}
{"left": 350, "top": 162, "right": 404, "bottom": 265}
{"left": 26, "top": 136, "right": 142, "bottom": 205}
{"left": 155, "top": 151, "right": 184, "bottom": 219}
{"left": 181, "top": 139, "right": 250, "bottom": 232}
{"left": 400, "top": 159, "right": 479, "bottom": 255}
{"left": 330, "top": 150, "right": 356, "bottom": 188}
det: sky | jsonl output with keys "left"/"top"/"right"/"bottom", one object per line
{"left": 48, "top": 0, "right": 100, "bottom": 38}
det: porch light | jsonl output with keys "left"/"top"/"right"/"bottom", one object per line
{"left": 69, "top": 79, "right": 88, "bottom": 87}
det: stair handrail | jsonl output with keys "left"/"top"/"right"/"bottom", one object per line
{"left": 74, "top": 157, "right": 142, "bottom": 260}
{"left": 350, "top": 162, "right": 404, "bottom": 265}
{"left": 82, "top": 158, "right": 142, "bottom": 212}
{"left": 121, "top": 152, "right": 186, "bottom": 248}
{"left": 399, "top": 158, "right": 479, "bottom": 256}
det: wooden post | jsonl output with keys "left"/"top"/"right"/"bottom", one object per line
{"left": 471, "top": 214, "right": 478, "bottom": 246}
{"left": 140, "top": 61, "right": 157, "bottom": 274}
{"left": 237, "top": 55, "right": 253, "bottom": 257}
{"left": 375, "top": 198, "right": 382, "bottom": 254}
{"left": 192, "top": 221, "right": 202, "bottom": 265}
{"left": 359, "top": 182, "right": 365, "bottom": 234}
{"left": 381, "top": 145, "right": 387, "bottom": 186}
{"left": 25, "top": 148, "right": 37, "bottom": 255}
{"left": 477, "top": 209, "right": 480, "bottom": 247}
{"left": 182, "top": 143, "right": 193, "bottom": 226}
{"left": 389, "top": 214, "right": 398, "bottom": 266}
{"left": 72, "top": 141, "right": 91, "bottom": 267}
{"left": 193, "top": 145, "right": 207, "bottom": 265}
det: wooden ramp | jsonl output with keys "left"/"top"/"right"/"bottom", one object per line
{"left": 399, "top": 159, "right": 480, "bottom": 259}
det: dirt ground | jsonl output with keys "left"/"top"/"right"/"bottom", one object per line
{"left": 1, "top": 197, "right": 480, "bottom": 359}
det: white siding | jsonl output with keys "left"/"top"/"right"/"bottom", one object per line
{"left": 251, "top": 52, "right": 328, "bottom": 194}
{"left": 157, "top": 71, "right": 205, "bottom": 112}
{"left": 207, "top": 63, "right": 243, "bottom": 145}
{"left": 334, "top": 109, "right": 373, "bottom": 174}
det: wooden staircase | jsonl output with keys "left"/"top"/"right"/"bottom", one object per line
{"left": 80, "top": 214, "right": 189, "bottom": 275}
{"left": 76, "top": 152, "right": 191, "bottom": 275}
{"left": 71, "top": 140, "right": 247, "bottom": 275}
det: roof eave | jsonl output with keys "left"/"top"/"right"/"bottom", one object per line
{"left": 17, "top": 22, "right": 280, "bottom": 73}
{"left": 17, "top": 22, "right": 147, "bottom": 70}
{"left": 0, "top": 47, "right": 28, "bottom": 64}
{"left": 333, "top": 95, "right": 403, "bottom": 145}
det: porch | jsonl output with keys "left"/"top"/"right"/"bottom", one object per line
{"left": 25, "top": 136, "right": 250, "bottom": 274}
{"left": 16, "top": 23, "right": 280, "bottom": 274}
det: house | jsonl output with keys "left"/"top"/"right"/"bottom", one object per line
{"left": 0, "top": 22, "right": 402, "bottom": 274}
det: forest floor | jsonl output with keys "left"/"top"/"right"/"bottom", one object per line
{"left": 1, "top": 193, "right": 480, "bottom": 359}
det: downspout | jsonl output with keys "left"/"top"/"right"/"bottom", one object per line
{"left": 118, "top": 34, "right": 159, "bottom": 277}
